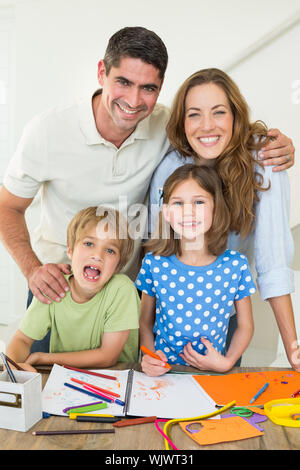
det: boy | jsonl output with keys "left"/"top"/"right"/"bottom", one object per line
{"left": 6, "top": 206, "right": 140, "bottom": 371}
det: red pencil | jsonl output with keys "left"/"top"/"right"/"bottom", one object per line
{"left": 63, "top": 365, "right": 117, "bottom": 381}
{"left": 113, "top": 416, "right": 157, "bottom": 427}
{"left": 71, "top": 377, "right": 120, "bottom": 398}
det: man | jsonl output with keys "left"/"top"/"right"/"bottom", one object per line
{"left": 0, "top": 26, "right": 295, "bottom": 309}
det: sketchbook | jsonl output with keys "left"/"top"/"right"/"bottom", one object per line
{"left": 42, "top": 364, "right": 217, "bottom": 419}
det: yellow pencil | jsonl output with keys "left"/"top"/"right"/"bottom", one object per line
{"left": 69, "top": 413, "right": 115, "bottom": 420}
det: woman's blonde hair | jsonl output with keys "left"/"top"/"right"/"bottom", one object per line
{"left": 145, "top": 164, "right": 231, "bottom": 257}
{"left": 67, "top": 206, "right": 134, "bottom": 271}
{"left": 166, "top": 68, "right": 270, "bottom": 237}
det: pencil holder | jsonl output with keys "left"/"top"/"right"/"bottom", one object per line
{"left": 0, "top": 370, "right": 42, "bottom": 432}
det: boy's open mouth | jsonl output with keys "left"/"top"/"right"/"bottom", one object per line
{"left": 83, "top": 265, "right": 101, "bottom": 281}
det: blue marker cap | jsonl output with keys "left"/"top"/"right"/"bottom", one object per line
{"left": 114, "top": 398, "right": 125, "bottom": 407}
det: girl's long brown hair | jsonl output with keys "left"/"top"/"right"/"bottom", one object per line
{"left": 166, "top": 68, "right": 270, "bottom": 237}
{"left": 145, "top": 164, "right": 231, "bottom": 257}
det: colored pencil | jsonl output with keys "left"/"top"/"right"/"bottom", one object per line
{"left": 1, "top": 353, "right": 26, "bottom": 371}
{"left": 250, "top": 382, "right": 269, "bottom": 404}
{"left": 64, "top": 382, "right": 111, "bottom": 402}
{"left": 63, "top": 401, "right": 105, "bottom": 414}
{"left": 69, "top": 413, "right": 115, "bottom": 419}
{"left": 83, "top": 384, "right": 125, "bottom": 406}
{"left": 32, "top": 429, "right": 115, "bottom": 436}
{"left": 76, "top": 416, "right": 120, "bottom": 423}
{"left": 113, "top": 416, "right": 157, "bottom": 427}
{"left": 140, "top": 345, "right": 171, "bottom": 370}
{"left": 71, "top": 377, "right": 120, "bottom": 397}
{"left": 82, "top": 384, "right": 113, "bottom": 403}
{"left": 65, "top": 403, "right": 108, "bottom": 414}
{"left": 0, "top": 352, "right": 17, "bottom": 383}
{"left": 63, "top": 365, "right": 116, "bottom": 381}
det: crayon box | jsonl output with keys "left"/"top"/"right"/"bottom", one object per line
{"left": 0, "top": 370, "right": 42, "bottom": 432}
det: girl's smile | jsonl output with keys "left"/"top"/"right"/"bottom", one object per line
{"left": 163, "top": 178, "right": 214, "bottom": 243}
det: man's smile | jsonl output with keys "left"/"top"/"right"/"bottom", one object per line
{"left": 115, "top": 100, "right": 146, "bottom": 117}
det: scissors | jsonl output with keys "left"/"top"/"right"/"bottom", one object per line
{"left": 230, "top": 406, "right": 253, "bottom": 418}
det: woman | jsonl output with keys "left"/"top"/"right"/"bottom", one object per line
{"left": 149, "top": 68, "right": 300, "bottom": 371}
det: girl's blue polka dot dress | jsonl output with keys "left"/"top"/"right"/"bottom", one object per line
{"left": 135, "top": 249, "right": 256, "bottom": 365}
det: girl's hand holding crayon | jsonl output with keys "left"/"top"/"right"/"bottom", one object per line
{"left": 180, "top": 339, "right": 234, "bottom": 373}
{"left": 141, "top": 349, "right": 170, "bottom": 377}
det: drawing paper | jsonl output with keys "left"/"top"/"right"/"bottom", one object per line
{"left": 127, "top": 370, "right": 217, "bottom": 419}
{"left": 42, "top": 364, "right": 128, "bottom": 416}
{"left": 193, "top": 370, "right": 300, "bottom": 405}
{"left": 42, "top": 365, "right": 217, "bottom": 419}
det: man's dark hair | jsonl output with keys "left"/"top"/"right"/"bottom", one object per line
{"left": 103, "top": 27, "right": 168, "bottom": 79}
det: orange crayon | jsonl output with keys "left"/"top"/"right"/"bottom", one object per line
{"left": 140, "top": 345, "right": 171, "bottom": 370}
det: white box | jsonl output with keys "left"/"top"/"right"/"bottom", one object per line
{"left": 0, "top": 370, "right": 42, "bottom": 432}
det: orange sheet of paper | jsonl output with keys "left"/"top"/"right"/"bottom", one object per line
{"left": 179, "top": 416, "right": 263, "bottom": 445}
{"left": 193, "top": 370, "right": 300, "bottom": 406}
{"left": 248, "top": 407, "right": 266, "bottom": 416}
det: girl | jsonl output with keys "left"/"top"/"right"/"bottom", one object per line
{"left": 136, "top": 164, "right": 255, "bottom": 376}
{"left": 149, "top": 68, "right": 300, "bottom": 371}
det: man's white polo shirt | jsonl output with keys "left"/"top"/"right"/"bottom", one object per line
{"left": 3, "top": 92, "right": 170, "bottom": 279}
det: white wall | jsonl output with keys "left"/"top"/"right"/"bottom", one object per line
{"left": 9, "top": 0, "right": 300, "bottom": 224}
{"left": 0, "top": 0, "right": 299, "bottom": 364}
{"left": 230, "top": 20, "right": 300, "bottom": 228}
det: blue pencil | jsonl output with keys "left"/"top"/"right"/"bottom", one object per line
{"left": 250, "top": 382, "right": 269, "bottom": 404}
{"left": 64, "top": 382, "right": 113, "bottom": 403}
{"left": 83, "top": 384, "right": 125, "bottom": 407}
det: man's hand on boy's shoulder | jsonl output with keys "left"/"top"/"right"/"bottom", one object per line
{"left": 29, "top": 262, "right": 71, "bottom": 304}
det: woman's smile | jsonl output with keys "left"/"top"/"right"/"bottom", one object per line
{"left": 184, "top": 83, "right": 233, "bottom": 160}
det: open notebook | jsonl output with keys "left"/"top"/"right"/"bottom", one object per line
{"left": 42, "top": 364, "right": 217, "bottom": 419}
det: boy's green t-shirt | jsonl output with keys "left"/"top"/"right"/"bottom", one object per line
{"left": 19, "top": 273, "right": 140, "bottom": 362}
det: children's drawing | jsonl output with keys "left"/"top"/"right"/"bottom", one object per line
{"left": 42, "top": 364, "right": 129, "bottom": 416}
{"left": 42, "top": 365, "right": 217, "bottom": 420}
{"left": 134, "top": 378, "right": 172, "bottom": 401}
{"left": 128, "top": 371, "right": 217, "bottom": 419}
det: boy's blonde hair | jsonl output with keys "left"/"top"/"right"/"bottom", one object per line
{"left": 67, "top": 206, "right": 134, "bottom": 271}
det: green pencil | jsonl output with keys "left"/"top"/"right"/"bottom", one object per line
{"left": 66, "top": 402, "right": 108, "bottom": 414}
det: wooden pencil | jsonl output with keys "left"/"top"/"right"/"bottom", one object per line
{"left": 32, "top": 429, "right": 115, "bottom": 436}
{"left": 62, "top": 365, "right": 117, "bottom": 381}
{"left": 0, "top": 353, "right": 17, "bottom": 382}
{"left": 2, "top": 354, "right": 26, "bottom": 371}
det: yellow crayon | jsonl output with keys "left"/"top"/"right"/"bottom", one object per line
{"left": 69, "top": 413, "right": 115, "bottom": 420}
